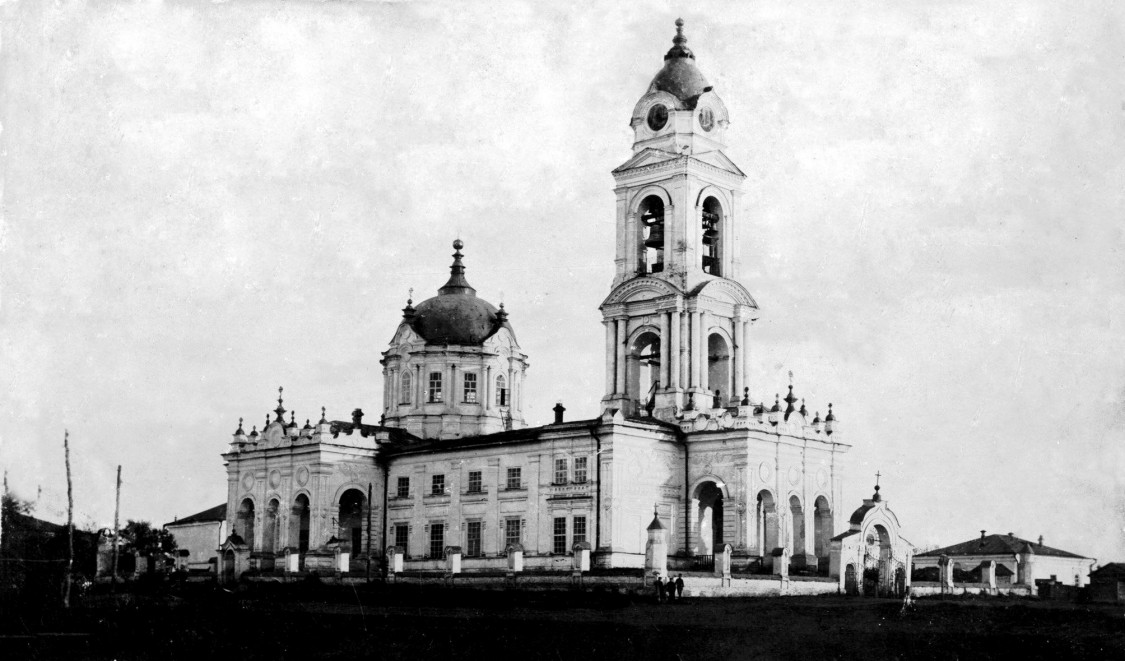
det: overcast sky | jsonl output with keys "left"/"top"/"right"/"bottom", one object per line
{"left": 2, "top": 0, "right": 1122, "bottom": 561}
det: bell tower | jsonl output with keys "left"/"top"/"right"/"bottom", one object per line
{"left": 601, "top": 19, "right": 759, "bottom": 419}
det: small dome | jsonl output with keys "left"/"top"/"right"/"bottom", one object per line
{"left": 409, "top": 241, "right": 506, "bottom": 346}
{"left": 648, "top": 19, "right": 712, "bottom": 109}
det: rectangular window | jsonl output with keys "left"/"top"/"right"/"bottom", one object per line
{"left": 506, "top": 467, "right": 522, "bottom": 490}
{"left": 574, "top": 457, "right": 588, "bottom": 484}
{"left": 504, "top": 518, "right": 521, "bottom": 548}
{"left": 429, "top": 523, "right": 445, "bottom": 559}
{"left": 428, "top": 372, "right": 442, "bottom": 403}
{"left": 573, "top": 516, "right": 587, "bottom": 546}
{"left": 463, "top": 372, "right": 478, "bottom": 403}
{"left": 431, "top": 474, "right": 445, "bottom": 496}
{"left": 554, "top": 458, "right": 568, "bottom": 485}
{"left": 466, "top": 521, "right": 482, "bottom": 557}
{"left": 394, "top": 523, "right": 409, "bottom": 555}
{"left": 396, "top": 476, "right": 410, "bottom": 499}
{"left": 553, "top": 517, "right": 567, "bottom": 554}
{"left": 467, "top": 470, "right": 482, "bottom": 493}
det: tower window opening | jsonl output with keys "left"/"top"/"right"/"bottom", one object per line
{"left": 638, "top": 196, "right": 665, "bottom": 274}
{"left": 627, "top": 331, "right": 661, "bottom": 415}
{"left": 701, "top": 197, "right": 723, "bottom": 275}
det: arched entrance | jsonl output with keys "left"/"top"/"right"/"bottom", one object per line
{"left": 263, "top": 499, "right": 280, "bottom": 553}
{"left": 693, "top": 481, "right": 724, "bottom": 557}
{"left": 338, "top": 489, "right": 366, "bottom": 554}
{"left": 813, "top": 496, "right": 832, "bottom": 574}
{"left": 222, "top": 550, "right": 235, "bottom": 583}
{"left": 789, "top": 495, "right": 805, "bottom": 558}
{"left": 755, "top": 490, "right": 778, "bottom": 556}
{"left": 845, "top": 563, "right": 858, "bottom": 595}
{"left": 863, "top": 524, "right": 892, "bottom": 596}
{"left": 290, "top": 494, "right": 310, "bottom": 568}
{"left": 236, "top": 498, "right": 255, "bottom": 550}
{"left": 706, "top": 333, "right": 731, "bottom": 406}
{"left": 627, "top": 331, "right": 661, "bottom": 414}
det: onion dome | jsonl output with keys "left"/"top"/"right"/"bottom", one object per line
{"left": 233, "top": 417, "right": 245, "bottom": 436}
{"left": 647, "top": 19, "right": 713, "bottom": 109}
{"left": 799, "top": 399, "right": 808, "bottom": 417}
{"left": 770, "top": 394, "right": 781, "bottom": 413}
{"left": 249, "top": 426, "right": 259, "bottom": 438}
{"left": 408, "top": 240, "right": 508, "bottom": 346}
{"left": 318, "top": 406, "right": 328, "bottom": 425}
{"left": 740, "top": 387, "right": 750, "bottom": 406}
{"left": 302, "top": 419, "right": 313, "bottom": 431}
{"left": 783, "top": 385, "right": 798, "bottom": 418}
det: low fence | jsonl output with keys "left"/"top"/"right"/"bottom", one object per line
{"left": 909, "top": 581, "right": 1033, "bottom": 598}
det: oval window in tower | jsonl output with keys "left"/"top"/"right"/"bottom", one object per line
{"left": 646, "top": 104, "right": 668, "bottom": 131}
{"left": 699, "top": 107, "right": 714, "bottom": 132}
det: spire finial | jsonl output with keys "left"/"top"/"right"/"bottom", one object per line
{"left": 408, "top": 287, "right": 413, "bottom": 304}
{"left": 873, "top": 471, "right": 882, "bottom": 501}
{"left": 320, "top": 406, "right": 327, "bottom": 424}
{"left": 275, "top": 386, "right": 286, "bottom": 420}
{"left": 665, "top": 17, "right": 694, "bottom": 60}
{"left": 438, "top": 238, "right": 476, "bottom": 296}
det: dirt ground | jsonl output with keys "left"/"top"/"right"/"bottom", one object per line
{"left": 4, "top": 583, "right": 1125, "bottom": 660}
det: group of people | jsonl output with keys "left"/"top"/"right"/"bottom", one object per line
{"left": 654, "top": 574, "right": 685, "bottom": 603}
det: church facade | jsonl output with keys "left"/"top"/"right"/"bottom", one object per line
{"left": 219, "top": 20, "right": 855, "bottom": 583}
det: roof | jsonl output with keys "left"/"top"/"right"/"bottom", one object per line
{"left": 406, "top": 241, "right": 508, "bottom": 346}
{"left": 166, "top": 503, "right": 226, "bottom": 527}
{"left": 916, "top": 534, "right": 1090, "bottom": 560}
{"left": 383, "top": 419, "right": 603, "bottom": 456}
{"left": 647, "top": 19, "right": 712, "bottom": 109}
{"left": 1091, "top": 563, "right": 1125, "bottom": 578}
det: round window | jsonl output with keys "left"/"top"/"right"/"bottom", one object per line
{"left": 646, "top": 104, "right": 668, "bottom": 131}
{"left": 699, "top": 107, "right": 715, "bottom": 132}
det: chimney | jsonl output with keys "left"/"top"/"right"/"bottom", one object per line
{"left": 553, "top": 401, "right": 566, "bottom": 425}
{"left": 1038, "top": 535, "right": 1044, "bottom": 546}
{"left": 979, "top": 530, "right": 986, "bottom": 548}
{"left": 352, "top": 408, "right": 364, "bottom": 427}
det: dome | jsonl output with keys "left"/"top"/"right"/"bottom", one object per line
{"left": 407, "top": 241, "right": 506, "bottom": 346}
{"left": 648, "top": 19, "right": 712, "bottom": 109}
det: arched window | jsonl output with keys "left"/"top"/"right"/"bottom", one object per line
{"left": 400, "top": 371, "right": 413, "bottom": 405}
{"left": 638, "top": 196, "right": 665, "bottom": 274}
{"left": 701, "top": 196, "right": 723, "bottom": 275}
{"left": 496, "top": 374, "right": 508, "bottom": 406}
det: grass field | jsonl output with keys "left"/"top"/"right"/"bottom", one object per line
{"left": 4, "top": 583, "right": 1125, "bottom": 660}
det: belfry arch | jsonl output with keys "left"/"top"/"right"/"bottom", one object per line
{"left": 637, "top": 195, "right": 665, "bottom": 275}
{"left": 701, "top": 195, "right": 723, "bottom": 275}
{"left": 706, "top": 332, "right": 732, "bottom": 405}
{"left": 626, "top": 329, "right": 661, "bottom": 414}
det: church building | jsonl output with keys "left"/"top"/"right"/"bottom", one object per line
{"left": 218, "top": 20, "right": 857, "bottom": 585}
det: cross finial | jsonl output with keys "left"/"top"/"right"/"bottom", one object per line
{"left": 788, "top": 370, "right": 793, "bottom": 385}
{"left": 278, "top": 386, "right": 284, "bottom": 406}
{"left": 408, "top": 287, "right": 413, "bottom": 302}
{"left": 653, "top": 502, "right": 659, "bottom": 517}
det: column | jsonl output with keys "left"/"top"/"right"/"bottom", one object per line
{"left": 604, "top": 321, "right": 616, "bottom": 395}
{"left": 690, "top": 311, "right": 702, "bottom": 388}
{"left": 414, "top": 364, "right": 421, "bottom": 408}
{"left": 741, "top": 321, "right": 751, "bottom": 400}
{"left": 669, "top": 310, "right": 681, "bottom": 390}
{"left": 733, "top": 319, "right": 745, "bottom": 403}
{"left": 679, "top": 312, "right": 689, "bottom": 393}
{"left": 615, "top": 319, "right": 626, "bottom": 397}
{"left": 658, "top": 311, "right": 670, "bottom": 389}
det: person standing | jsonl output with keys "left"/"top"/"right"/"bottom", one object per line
{"left": 655, "top": 575, "right": 666, "bottom": 603}
{"left": 675, "top": 574, "right": 685, "bottom": 600}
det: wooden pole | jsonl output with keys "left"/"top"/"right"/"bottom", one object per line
{"left": 366, "top": 482, "right": 372, "bottom": 583}
{"left": 111, "top": 465, "right": 121, "bottom": 593}
{"left": 63, "top": 430, "right": 74, "bottom": 609}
